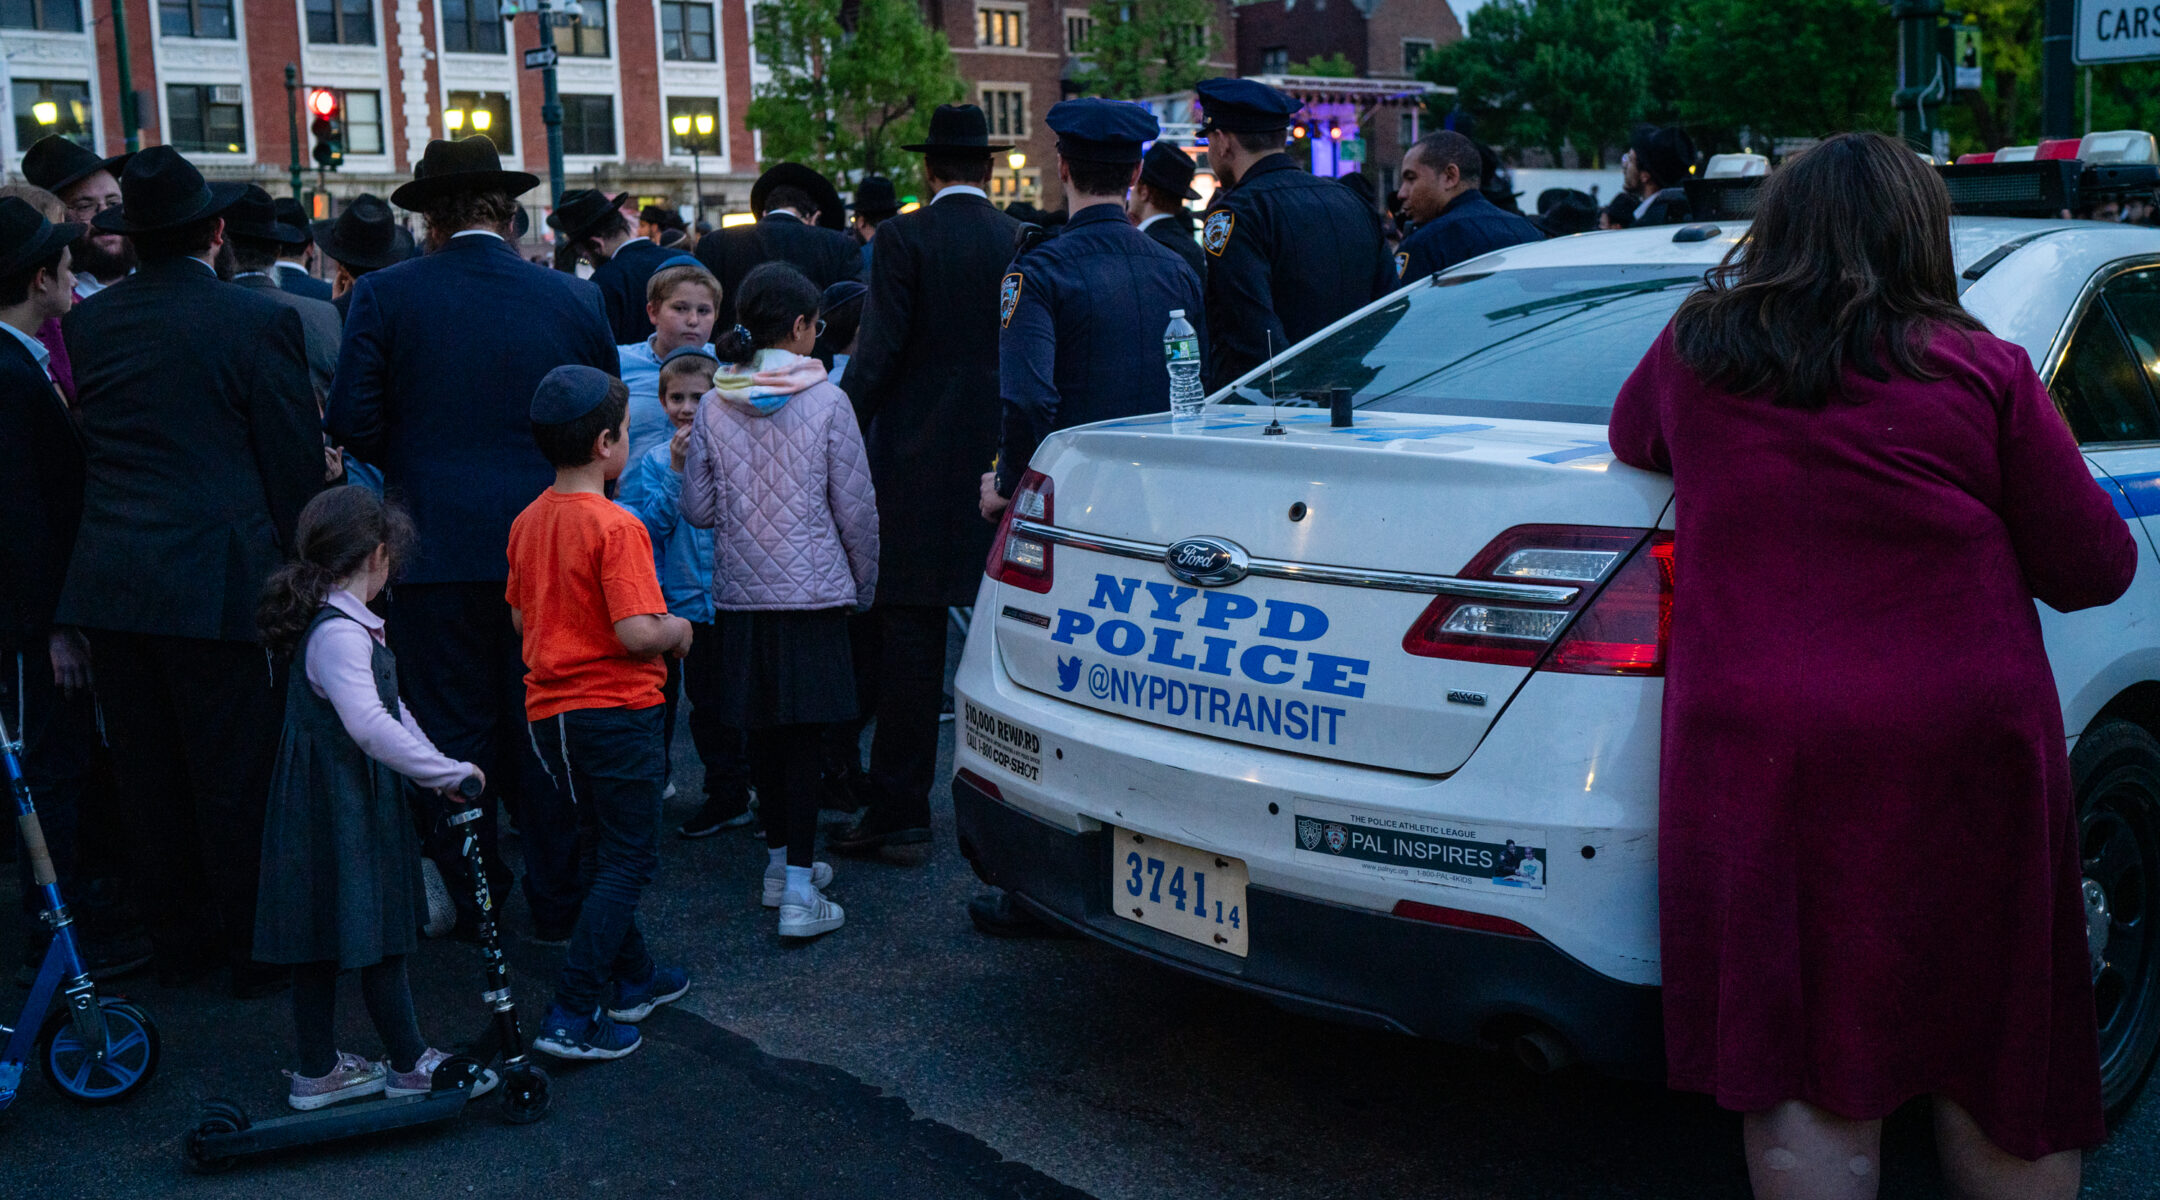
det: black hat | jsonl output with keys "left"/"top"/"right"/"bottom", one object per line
{"left": 0, "top": 195, "right": 85, "bottom": 277}
{"left": 390, "top": 136, "right": 539, "bottom": 209}
{"left": 272, "top": 195, "right": 314, "bottom": 245}
{"left": 1629, "top": 124, "right": 1697, "bottom": 187}
{"left": 20, "top": 134, "right": 131, "bottom": 197}
{"left": 851, "top": 175, "right": 900, "bottom": 218}
{"left": 900, "top": 104, "right": 1009, "bottom": 155}
{"left": 312, "top": 193, "right": 412, "bottom": 272}
{"left": 1535, "top": 190, "right": 1599, "bottom": 236}
{"left": 1195, "top": 77, "right": 1301, "bottom": 135}
{"left": 1140, "top": 142, "right": 1202, "bottom": 201}
{"left": 530, "top": 364, "right": 617, "bottom": 424}
{"left": 91, "top": 145, "right": 247, "bottom": 235}
{"left": 1046, "top": 98, "right": 1157, "bottom": 165}
{"left": 225, "top": 186, "right": 309, "bottom": 245}
{"left": 547, "top": 188, "right": 624, "bottom": 241}
{"left": 750, "top": 163, "right": 845, "bottom": 231}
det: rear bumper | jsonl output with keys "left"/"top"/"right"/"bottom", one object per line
{"left": 953, "top": 772, "right": 1666, "bottom": 1077}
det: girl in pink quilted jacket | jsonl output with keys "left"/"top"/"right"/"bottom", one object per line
{"left": 682, "top": 262, "right": 880, "bottom": 940}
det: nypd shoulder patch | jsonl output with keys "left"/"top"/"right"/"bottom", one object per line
{"left": 999, "top": 272, "right": 1024, "bottom": 328}
{"left": 1395, "top": 251, "right": 1409, "bottom": 278}
{"left": 1203, "top": 210, "right": 1235, "bottom": 257}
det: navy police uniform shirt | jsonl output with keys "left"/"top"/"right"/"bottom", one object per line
{"left": 1394, "top": 188, "right": 1545, "bottom": 282}
{"left": 995, "top": 203, "right": 1206, "bottom": 496}
{"left": 1201, "top": 154, "right": 1395, "bottom": 391}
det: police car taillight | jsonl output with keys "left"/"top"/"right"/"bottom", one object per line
{"left": 986, "top": 470, "right": 1054, "bottom": 594}
{"left": 1402, "top": 526, "right": 1644, "bottom": 668}
{"left": 1544, "top": 533, "right": 1675, "bottom": 676}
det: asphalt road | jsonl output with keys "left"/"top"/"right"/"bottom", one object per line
{"left": 5, "top": 627, "right": 2156, "bottom": 1198}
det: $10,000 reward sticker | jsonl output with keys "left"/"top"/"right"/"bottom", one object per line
{"left": 963, "top": 701, "right": 1043, "bottom": 782}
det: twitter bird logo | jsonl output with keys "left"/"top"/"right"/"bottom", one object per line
{"left": 1056, "top": 655, "right": 1082, "bottom": 693}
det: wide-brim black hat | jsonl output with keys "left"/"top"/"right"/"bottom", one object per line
{"left": 272, "top": 195, "right": 314, "bottom": 245}
{"left": 21, "top": 134, "right": 132, "bottom": 197}
{"left": 750, "top": 163, "right": 845, "bottom": 231}
{"left": 391, "top": 136, "right": 539, "bottom": 209}
{"left": 1141, "top": 142, "right": 1202, "bottom": 201}
{"left": 226, "top": 185, "right": 309, "bottom": 245}
{"left": 851, "top": 175, "right": 900, "bottom": 218}
{"left": 0, "top": 195, "right": 85, "bottom": 276}
{"left": 312, "top": 193, "right": 412, "bottom": 272}
{"left": 900, "top": 104, "right": 1009, "bottom": 155}
{"left": 91, "top": 145, "right": 247, "bottom": 235}
{"left": 547, "top": 187, "right": 619, "bottom": 240}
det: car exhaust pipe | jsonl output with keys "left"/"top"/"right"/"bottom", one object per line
{"left": 1511, "top": 1026, "right": 1575, "bottom": 1075}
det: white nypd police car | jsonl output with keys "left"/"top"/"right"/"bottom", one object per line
{"left": 951, "top": 150, "right": 2160, "bottom": 1112}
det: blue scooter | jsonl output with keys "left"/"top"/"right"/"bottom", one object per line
{"left": 0, "top": 709, "right": 160, "bottom": 1110}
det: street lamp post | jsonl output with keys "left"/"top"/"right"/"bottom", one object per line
{"left": 108, "top": 0, "right": 140, "bottom": 151}
{"left": 672, "top": 112, "right": 715, "bottom": 226}
{"left": 284, "top": 65, "right": 304, "bottom": 200}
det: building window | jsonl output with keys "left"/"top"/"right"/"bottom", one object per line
{"left": 666, "top": 96, "right": 720, "bottom": 155}
{"left": 661, "top": 0, "right": 714, "bottom": 60}
{"left": 561, "top": 94, "right": 615, "bottom": 156}
{"left": 1402, "top": 39, "right": 1433, "bottom": 74}
{"left": 166, "top": 83, "right": 246, "bottom": 153}
{"left": 553, "top": 0, "right": 608, "bottom": 57}
{"left": 327, "top": 88, "right": 384, "bottom": 154}
{"left": 1399, "top": 111, "right": 1417, "bottom": 150}
{"left": 1063, "top": 10, "right": 1089, "bottom": 52}
{"left": 11, "top": 79, "right": 92, "bottom": 153}
{"left": 976, "top": 4, "right": 1022, "bottom": 47}
{"left": 752, "top": 2, "right": 802, "bottom": 66}
{"left": 445, "top": 89, "right": 512, "bottom": 152}
{"left": 306, "top": 0, "right": 373, "bottom": 43}
{"left": 1, "top": 0, "right": 82, "bottom": 31}
{"left": 981, "top": 87, "right": 1025, "bottom": 140}
{"left": 1260, "top": 46, "right": 1287, "bottom": 75}
{"left": 159, "top": 0, "right": 233, "bottom": 38}
{"left": 440, "top": 0, "right": 504, "bottom": 53}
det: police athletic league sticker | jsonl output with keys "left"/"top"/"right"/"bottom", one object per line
{"left": 1000, "top": 272, "right": 1024, "bottom": 328}
{"left": 1203, "top": 210, "right": 1234, "bottom": 256}
{"left": 1294, "top": 810, "right": 1545, "bottom": 895}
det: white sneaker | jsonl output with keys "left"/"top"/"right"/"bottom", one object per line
{"left": 778, "top": 889, "right": 845, "bottom": 938}
{"left": 762, "top": 861, "right": 834, "bottom": 908}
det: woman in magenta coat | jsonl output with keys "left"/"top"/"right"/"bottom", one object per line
{"left": 1609, "top": 132, "right": 2139, "bottom": 1198}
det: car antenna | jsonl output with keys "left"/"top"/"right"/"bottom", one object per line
{"left": 1262, "top": 331, "right": 1286, "bottom": 436}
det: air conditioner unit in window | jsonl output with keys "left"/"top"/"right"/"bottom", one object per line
{"left": 212, "top": 85, "right": 244, "bottom": 105}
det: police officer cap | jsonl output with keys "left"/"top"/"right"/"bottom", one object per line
{"left": 1195, "top": 77, "right": 1302, "bottom": 135}
{"left": 531, "top": 364, "right": 618, "bottom": 425}
{"left": 1046, "top": 98, "right": 1159, "bottom": 165}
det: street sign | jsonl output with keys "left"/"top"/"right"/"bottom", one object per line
{"left": 2075, "top": 0, "right": 2160, "bottom": 65}
{"left": 1338, "top": 137, "right": 1365, "bottom": 164}
{"left": 524, "top": 46, "right": 559, "bottom": 69}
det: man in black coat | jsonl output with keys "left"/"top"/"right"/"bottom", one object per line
{"left": 1194, "top": 77, "right": 1396, "bottom": 391}
{"left": 1391, "top": 130, "right": 1543, "bottom": 281}
{"left": 311, "top": 192, "right": 413, "bottom": 320}
{"left": 227, "top": 186, "right": 344, "bottom": 405}
{"left": 271, "top": 195, "right": 335, "bottom": 301}
{"left": 694, "top": 163, "right": 860, "bottom": 326}
{"left": 58, "top": 148, "right": 323, "bottom": 994}
{"left": 327, "top": 137, "right": 619, "bottom": 940}
{"left": 549, "top": 187, "right": 678, "bottom": 344}
{"left": 833, "top": 105, "right": 1022, "bottom": 855}
{"left": 1130, "top": 141, "right": 1207, "bottom": 284}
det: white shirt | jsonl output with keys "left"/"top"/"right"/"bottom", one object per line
{"left": 73, "top": 273, "right": 109, "bottom": 300}
{"left": 0, "top": 320, "right": 53, "bottom": 380}
{"left": 931, "top": 185, "right": 988, "bottom": 204}
{"left": 452, "top": 229, "right": 506, "bottom": 241}
{"left": 1138, "top": 213, "right": 1175, "bottom": 232}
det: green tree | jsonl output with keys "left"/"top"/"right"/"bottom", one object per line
{"left": 745, "top": 0, "right": 965, "bottom": 187}
{"left": 1071, "top": 0, "right": 1221, "bottom": 98}
{"left": 1666, "top": 0, "right": 1893, "bottom": 150}
{"left": 1290, "top": 53, "right": 1358, "bottom": 79}
{"left": 1418, "top": 0, "right": 1657, "bottom": 164}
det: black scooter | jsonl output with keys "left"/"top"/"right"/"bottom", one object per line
{"left": 182, "top": 779, "right": 550, "bottom": 1172}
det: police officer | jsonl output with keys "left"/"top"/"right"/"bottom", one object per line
{"left": 968, "top": 97, "right": 1206, "bottom": 936}
{"left": 1193, "top": 77, "right": 1394, "bottom": 391}
{"left": 1392, "top": 130, "right": 1543, "bottom": 281}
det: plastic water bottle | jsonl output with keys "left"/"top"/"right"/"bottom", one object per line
{"left": 1164, "top": 310, "right": 1204, "bottom": 417}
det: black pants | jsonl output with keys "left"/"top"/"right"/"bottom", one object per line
{"left": 863, "top": 604, "right": 945, "bottom": 829}
{"left": 750, "top": 725, "right": 821, "bottom": 867}
{"left": 388, "top": 583, "right": 578, "bottom": 935}
{"left": 680, "top": 620, "right": 750, "bottom": 811}
{"left": 528, "top": 706, "right": 664, "bottom": 1015}
{"left": 292, "top": 956, "right": 427, "bottom": 1077}
{"left": 86, "top": 630, "right": 279, "bottom": 971}
{"left": 7, "top": 643, "right": 91, "bottom": 964}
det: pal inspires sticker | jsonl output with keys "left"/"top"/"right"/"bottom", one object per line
{"left": 999, "top": 272, "right": 1024, "bottom": 328}
{"left": 1203, "top": 210, "right": 1235, "bottom": 256}
{"left": 1293, "top": 809, "right": 1546, "bottom": 895}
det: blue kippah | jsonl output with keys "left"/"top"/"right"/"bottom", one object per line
{"left": 660, "top": 343, "right": 718, "bottom": 370}
{"left": 1046, "top": 98, "right": 1159, "bottom": 164}
{"left": 530, "top": 364, "right": 617, "bottom": 424}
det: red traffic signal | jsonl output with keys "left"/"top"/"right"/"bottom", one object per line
{"left": 308, "top": 88, "right": 338, "bottom": 119}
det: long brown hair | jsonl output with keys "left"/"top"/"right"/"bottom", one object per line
{"left": 1671, "top": 132, "right": 1984, "bottom": 410}
{"left": 258, "top": 486, "right": 415, "bottom": 652}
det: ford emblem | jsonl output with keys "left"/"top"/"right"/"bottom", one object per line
{"left": 1164, "top": 536, "right": 1250, "bottom": 587}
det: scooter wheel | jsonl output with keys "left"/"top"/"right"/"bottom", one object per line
{"left": 501, "top": 1063, "right": 551, "bottom": 1124}
{"left": 181, "top": 1111, "right": 245, "bottom": 1175}
{"left": 39, "top": 997, "right": 161, "bottom": 1105}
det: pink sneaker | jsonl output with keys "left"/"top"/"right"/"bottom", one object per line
{"left": 383, "top": 1047, "right": 499, "bottom": 1099}
{"left": 284, "top": 1051, "right": 386, "bottom": 1111}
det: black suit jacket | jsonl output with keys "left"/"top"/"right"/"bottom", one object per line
{"left": 846, "top": 191, "right": 1021, "bottom": 607}
{"left": 277, "top": 262, "right": 335, "bottom": 302}
{"left": 1144, "top": 213, "right": 1207, "bottom": 286}
{"left": 58, "top": 258, "right": 323, "bottom": 642}
{"left": 590, "top": 237, "right": 678, "bottom": 344}
{"left": 0, "top": 333, "right": 83, "bottom": 660}
{"left": 694, "top": 212, "right": 862, "bottom": 326}
{"left": 326, "top": 233, "right": 618, "bottom": 584}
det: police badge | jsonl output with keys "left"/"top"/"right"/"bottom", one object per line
{"left": 1324, "top": 823, "right": 1347, "bottom": 853}
{"left": 999, "top": 272, "right": 1023, "bottom": 328}
{"left": 1203, "top": 210, "right": 1234, "bottom": 257}
{"left": 1297, "top": 818, "right": 1321, "bottom": 851}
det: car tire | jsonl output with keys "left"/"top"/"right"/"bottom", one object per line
{"left": 2073, "top": 719, "right": 2160, "bottom": 1124}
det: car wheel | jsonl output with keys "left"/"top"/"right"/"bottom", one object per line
{"left": 2074, "top": 720, "right": 2160, "bottom": 1123}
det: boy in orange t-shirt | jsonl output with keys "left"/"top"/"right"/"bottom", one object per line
{"left": 506, "top": 365, "right": 694, "bottom": 1062}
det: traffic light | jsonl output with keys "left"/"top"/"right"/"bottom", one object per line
{"left": 309, "top": 88, "right": 342, "bottom": 170}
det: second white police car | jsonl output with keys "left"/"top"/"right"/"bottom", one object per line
{"left": 951, "top": 134, "right": 2160, "bottom": 1115}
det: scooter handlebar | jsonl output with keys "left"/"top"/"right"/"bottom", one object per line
{"left": 444, "top": 776, "right": 485, "bottom": 826}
